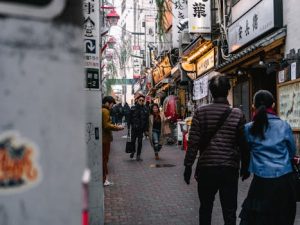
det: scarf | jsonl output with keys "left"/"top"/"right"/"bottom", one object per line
{"left": 252, "top": 107, "right": 276, "bottom": 120}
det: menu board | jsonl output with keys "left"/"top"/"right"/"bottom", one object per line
{"left": 278, "top": 80, "right": 300, "bottom": 130}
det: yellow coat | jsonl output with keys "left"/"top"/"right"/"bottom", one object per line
{"left": 102, "top": 107, "right": 120, "bottom": 143}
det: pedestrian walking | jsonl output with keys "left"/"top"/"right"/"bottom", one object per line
{"left": 115, "top": 103, "right": 124, "bottom": 124}
{"left": 183, "top": 74, "right": 250, "bottom": 225}
{"left": 123, "top": 102, "right": 130, "bottom": 126}
{"left": 102, "top": 96, "right": 124, "bottom": 186}
{"left": 239, "top": 90, "right": 297, "bottom": 225}
{"left": 148, "top": 103, "right": 171, "bottom": 160}
{"left": 127, "top": 93, "right": 149, "bottom": 161}
{"left": 110, "top": 104, "right": 118, "bottom": 124}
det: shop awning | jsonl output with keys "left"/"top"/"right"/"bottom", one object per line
{"left": 216, "top": 28, "right": 286, "bottom": 72}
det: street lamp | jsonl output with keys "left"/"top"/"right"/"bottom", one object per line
{"left": 107, "top": 36, "right": 117, "bottom": 48}
{"left": 106, "top": 9, "right": 120, "bottom": 26}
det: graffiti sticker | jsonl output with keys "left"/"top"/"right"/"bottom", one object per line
{"left": 0, "top": 131, "right": 41, "bottom": 194}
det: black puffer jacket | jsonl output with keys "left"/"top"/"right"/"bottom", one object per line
{"left": 184, "top": 97, "right": 249, "bottom": 172}
{"left": 128, "top": 104, "right": 149, "bottom": 132}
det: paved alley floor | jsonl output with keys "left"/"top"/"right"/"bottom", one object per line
{"left": 104, "top": 130, "right": 300, "bottom": 225}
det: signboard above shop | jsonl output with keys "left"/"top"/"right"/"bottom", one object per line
{"left": 231, "top": 0, "right": 260, "bottom": 23}
{"left": 196, "top": 48, "right": 214, "bottom": 77}
{"left": 228, "top": 0, "right": 282, "bottom": 53}
{"left": 188, "top": 0, "right": 211, "bottom": 33}
{"left": 0, "top": 0, "right": 65, "bottom": 19}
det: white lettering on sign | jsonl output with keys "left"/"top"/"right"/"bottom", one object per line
{"left": 83, "top": 0, "right": 100, "bottom": 90}
{"left": 228, "top": 0, "right": 280, "bottom": 53}
{"left": 196, "top": 48, "right": 214, "bottom": 76}
{"left": 0, "top": 0, "right": 65, "bottom": 19}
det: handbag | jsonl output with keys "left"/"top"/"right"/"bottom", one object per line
{"left": 292, "top": 156, "right": 300, "bottom": 201}
{"left": 125, "top": 130, "right": 134, "bottom": 153}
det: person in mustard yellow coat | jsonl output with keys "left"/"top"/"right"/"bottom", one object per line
{"left": 102, "top": 96, "right": 124, "bottom": 186}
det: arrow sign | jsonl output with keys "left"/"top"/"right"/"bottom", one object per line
{"left": 84, "top": 39, "right": 96, "bottom": 54}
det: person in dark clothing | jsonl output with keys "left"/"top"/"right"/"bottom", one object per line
{"left": 184, "top": 74, "right": 250, "bottom": 225}
{"left": 115, "top": 103, "right": 124, "bottom": 124}
{"left": 127, "top": 94, "right": 149, "bottom": 161}
{"left": 123, "top": 102, "right": 130, "bottom": 126}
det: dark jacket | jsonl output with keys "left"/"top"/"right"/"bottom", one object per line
{"left": 184, "top": 97, "right": 249, "bottom": 174}
{"left": 128, "top": 104, "right": 149, "bottom": 132}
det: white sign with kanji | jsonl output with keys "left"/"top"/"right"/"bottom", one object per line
{"left": 83, "top": 0, "right": 100, "bottom": 89}
{"left": 146, "top": 15, "right": 156, "bottom": 44}
{"left": 193, "top": 75, "right": 208, "bottom": 100}
{"left": 228, "top": 0, "right": 278, "bottom": 53}
{"left": 83, "top": 0, "right": 100, "bottom": 70}
{"left": 188, "top": 0, "right": 211, "bottom": 33}
{"left": 172, "top": 0, "right": 188, "bottom": 48}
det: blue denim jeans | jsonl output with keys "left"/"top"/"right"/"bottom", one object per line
{"left": 152, "top": 129, "right": 162, "bottom": 153}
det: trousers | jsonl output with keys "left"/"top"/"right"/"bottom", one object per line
{"left": 131, "top": 130, "right": 143, "bottom": 156}
{"left": 102, "top": 142, "right": 111, "bottom": 183}
{"left": 197, "top": 167, "right": 239, "bottom": 225}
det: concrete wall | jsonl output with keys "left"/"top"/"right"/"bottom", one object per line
{"left": 0, "top": 1, "right": 86, "bottom": 225}
{"left": 283, "top": 0, "right": 300, "bottom": 54}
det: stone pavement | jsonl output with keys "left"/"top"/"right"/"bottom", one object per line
{"left": 104, "top": 130, "right": 300, "bottom": 225}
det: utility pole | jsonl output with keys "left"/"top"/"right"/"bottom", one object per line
{"left": 84, "top": 0, "right": 104, "bottom": 224}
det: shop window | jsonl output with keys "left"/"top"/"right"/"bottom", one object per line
{"left": 233, "top": 80, "right": 250, "bottom": 121}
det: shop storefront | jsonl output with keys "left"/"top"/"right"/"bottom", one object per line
{"left": 277, "top": 55, "right": 300, "bottom": 152}
{"left": 150, "top": 54, "right": 172, "bottom": 104}
{"left": 216, "top": 0, "right": 284, "bottom": 121}
{"left": 181, "top": 39, "right": 216, "bottom": 110}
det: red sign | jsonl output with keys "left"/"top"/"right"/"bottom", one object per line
{"left": 132, "top": 45, "right": 140, "bottom": 50}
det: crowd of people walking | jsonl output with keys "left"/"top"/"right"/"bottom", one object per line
{"left": 102, "top": 74, "right": 299, "bottom": 225}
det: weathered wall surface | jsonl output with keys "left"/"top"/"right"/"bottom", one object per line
{"left": 0, "top": 2, "right": 86, "bottom": 224}
{"left": 283, "top": 0, "right": 300, "bottom": 53}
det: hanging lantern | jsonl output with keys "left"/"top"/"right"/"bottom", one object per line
{"left": 107, "top": 37, "right": 116, "bottom": 48}
{"left": 106, "top": 9, "right": 120, "bottom": 26}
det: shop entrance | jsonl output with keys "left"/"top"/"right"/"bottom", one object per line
{"left": 251, "top": 67, "right": 277, "bottom": 110}
{"left": 233, "top": 75, "right": 250, "bottom": 121}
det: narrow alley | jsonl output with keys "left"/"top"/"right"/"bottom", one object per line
{"left": 104, "top": 130, "right": 251, "bottom": 225}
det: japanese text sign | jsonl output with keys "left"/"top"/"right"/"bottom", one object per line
{"left": 188, "top": 0, "right": 211, "bottom": 33}
{"left": 228, "top": 0, "right": 282, "bottom": 53}
{"left": 172, "top": 0, "right": 188, "bottom": 48}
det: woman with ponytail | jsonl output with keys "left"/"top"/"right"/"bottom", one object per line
{"left": 239, "top": 90, "right": 297, "bottom": 225}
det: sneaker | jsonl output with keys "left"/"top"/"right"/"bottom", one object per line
{"left": 136, "top": 155, "right": 143, "bottom": 161}
{"left": 103, "top": 180, "right": 113, "bottom": 187}
{"left": 130, "top": 152, "right": 135, "bottom": 159}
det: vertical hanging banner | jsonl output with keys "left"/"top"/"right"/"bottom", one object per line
{"left": 132, "top": 45, "right": 141, "bottom": 79}
{"left": 188, "top": 0, "right": 211, "bottom": 33}
{"left": 172, "top": 0, "right": 188, "bottom": 48}
{"left": 83, "top": 0, "right": 100, "bottom": 89}
{"left": 146, "top": 15, "right": 156, "bottom": 44}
